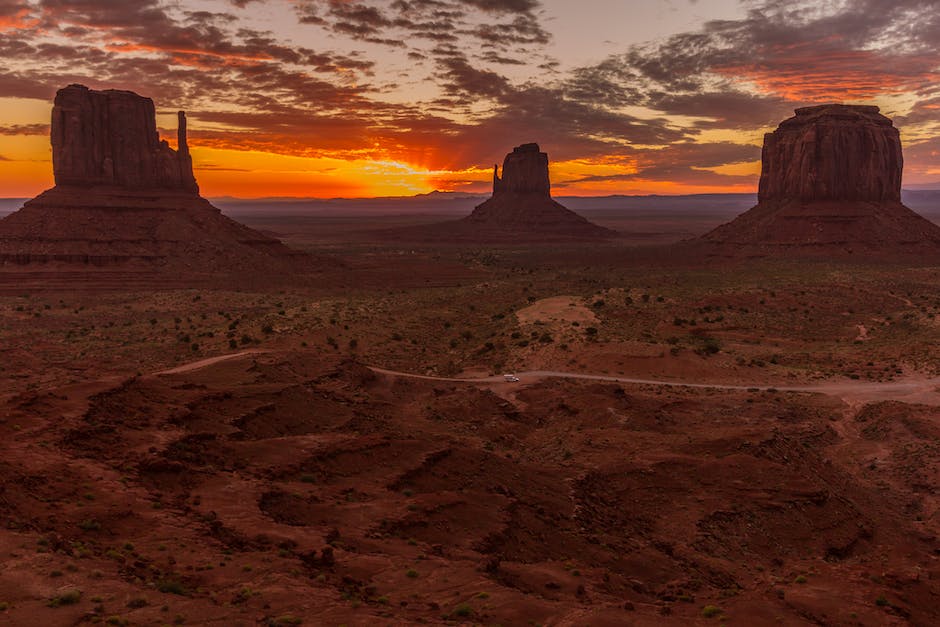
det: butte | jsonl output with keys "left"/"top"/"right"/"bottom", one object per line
{"left": 395, "top": 143, "right": 614, "bottom": 242}
{"left": 699, "top": 104, "right": 940, "bottom": 257}
{"left": 0, "top": 84, "right": 309, "bottom": 281}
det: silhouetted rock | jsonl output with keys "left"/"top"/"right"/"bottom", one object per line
{"left": 52, "top": 84, "right": 198, "bottom": 193}
{"left": 459, "top": 143, "right": 614, "bottom": 239}
{"left": 0, "top": 85, "right": 313, "bottom": 275}
{"left": 493, "top": 143, "right": 551, "bottom": 195}
{"left": 701, "top": 105, "right": 940, "bottom": 256}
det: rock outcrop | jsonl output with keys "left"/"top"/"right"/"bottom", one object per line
{"left": 758, "top": 105, "right": 902, "bottom": 204}
{"left": 701, "top": 104, "right": 940, "bottom": 256}
{"left": 52, "top": 85, "right": 199, "bottom": 193}
{"left": 493, "top": 143, "right": 551, "bottom": 195}
{"left": 0, "top": 85, "right": 309, "bottom": 275}
{"left": 459, "top": 143, "right": 614, "bottom": 239}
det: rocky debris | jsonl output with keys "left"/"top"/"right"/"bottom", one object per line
{"left": 52, "top": 84, "right": 198, "bottom": 193}
{"left": 0, "top": 85, "right": 311, "bottom": 273}
{"left": 701, "top": 104, "right": 940, "bottom": 255}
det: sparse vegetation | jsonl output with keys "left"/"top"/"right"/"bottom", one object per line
{"left": 701, "top": 605, "right": 722, "bottom": 618}
{"left": 48, "top": 589, "right": 82, "bottom": 607}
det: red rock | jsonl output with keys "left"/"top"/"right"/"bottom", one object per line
{"left": 52, "top": 84, "right": 198, "bottom": 193}
{"left": 759, "top": 105, "right": 902, "bottom": 203}
{"left": 0, "top": 85, "right": 312, "bottom": 274}
{"left": 493, "top": 142, "right": 551, "bottom": 196}
{"left": 461, "top": 143, "right": 613, "bottom": 239}
{"left": 702, "top": 104, "right": 940, "bottom": 256}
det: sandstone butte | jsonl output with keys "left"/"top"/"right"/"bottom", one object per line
{"left": 460, "top": 143, "right": 614, "bottom": 239}
{"left": 702, "top": 104, "right": 940, "bottom": 254}
{"left": 0, "top": 84, "right": 304, "bottom": 272}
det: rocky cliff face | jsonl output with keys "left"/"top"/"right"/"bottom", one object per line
{"left": 758, "top": 104, "right": 902, "bottom": 204}
{"left": 0, "top": 85, "right": 313, "bottom": 274}
{"left": 493, "top": 143, "right": 551, "bottom": 196}
{"left": 701, "top": 104, "right": 940, "bottom": 256}
{"left": 51, "top": 84, "right": 199, "bottom": 193}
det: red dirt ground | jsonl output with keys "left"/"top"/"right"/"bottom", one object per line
{"left": 2, "top": 349, "right": 940, "bottom": 625}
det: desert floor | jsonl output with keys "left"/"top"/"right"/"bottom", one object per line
{"left": 2, "top": 208, "right": 940, "bottom": 625}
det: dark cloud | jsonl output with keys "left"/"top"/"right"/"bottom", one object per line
{"left": 570, "top": 0, "right": 940, "bottom": 127}
{"left": 3, "top": 0, "right": 938, "bottom": 191}
{"left": 560, "top": 142, "right": 759, "bottom": 188}
{"left": 300, "top": 0, "right": 549, "bottom": 56}
{"left": 0, "top": 123, "right": 49, "bottom": 135}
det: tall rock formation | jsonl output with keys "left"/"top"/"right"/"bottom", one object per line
{"left": 51, "top": 85, "right": 199, "bottom": 193}
{"left": 460, "top": 143, "right": 613, "bottom": 239}
{"left": 702, "top": 104, "right": 940, "bottom": 255}
{"left": 493, "top": 143, "right": 551, "bottom": 195}
{"left": 0, "top": 85, "right": 307, "bottom": 275}
{"left": 757, "top": 105, "right": 902, "bottom": 204}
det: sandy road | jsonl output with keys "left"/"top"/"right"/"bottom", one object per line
{"left": 152, "top": 351, "right": 940, "bottom": 406}
{"left": 368, "top": 366, "right": 940, "bottom": 405}
{"left": 156, "top": 349, "right": 271, "bottom": 375}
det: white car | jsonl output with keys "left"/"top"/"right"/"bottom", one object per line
{"left": 503, "top": 374, "right": 520, "bottom": 383}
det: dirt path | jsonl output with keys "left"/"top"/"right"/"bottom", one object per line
{"left": 368, "top": 366, "right": 940, "bottom": 406}
{"left": 150, "top": 351, "right": 940, "bottom": 406}
{"left": 156, "top": 349, "right": 271, "bottom": 375}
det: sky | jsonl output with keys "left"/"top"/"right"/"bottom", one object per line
{"left": 0, "top": 0, "right": 939, "bottom": 198}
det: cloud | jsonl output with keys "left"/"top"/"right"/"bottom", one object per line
{"left": 1, "top": 0, "right": 939, "bottom": 193}
{"left": 299, "top": 0, "right": 550, "bottom": 54}
{"left": 0, "top": 123, "right": 49, "bottom": 135}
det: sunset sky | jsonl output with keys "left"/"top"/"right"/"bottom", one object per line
{"left": 1, "top": 0, "right": 939, "bottom": 198}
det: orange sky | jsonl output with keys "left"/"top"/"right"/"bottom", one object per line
{"left": 0, "top": 0, "right": 938, "bottom": 198}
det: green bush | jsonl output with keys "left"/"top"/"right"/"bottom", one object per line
{"left": 452, "top": 603, "right": 473, "bottom": 618}
{"left": 157, "top": 579, "right": 187, "bottom": 596}
{"left": 701, "top": 605, "right": 722, "bottom": 618}
{"left": 48, "top": 589, "right": 82, "bottom": 607}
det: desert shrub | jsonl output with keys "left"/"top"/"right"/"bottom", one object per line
{"left": 48, "top": 589, "right": 82, "bottom": 607}
{"left": 406, "top": 569, "right": 419, "bottom": 578}
{"left": 452, "top": 603, "right": 474, "bottom": 618}
{"left": 695, "top": 337, "right": 721, "bottom": 356}
{"left": 701, "top": 605, "right": 722, "bottom": 618}
{"left": 157, "top": 579, "right": 187, "bottom": 595}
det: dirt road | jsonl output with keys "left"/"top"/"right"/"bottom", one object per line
{"left": 153, "top": 352, "right": 940, "bottom": 406}
{"left": 368, "top": 366, "right": 940, "bottom": 406}
{"left": 156, "top": 350, "right": 271, "bottom": 375}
